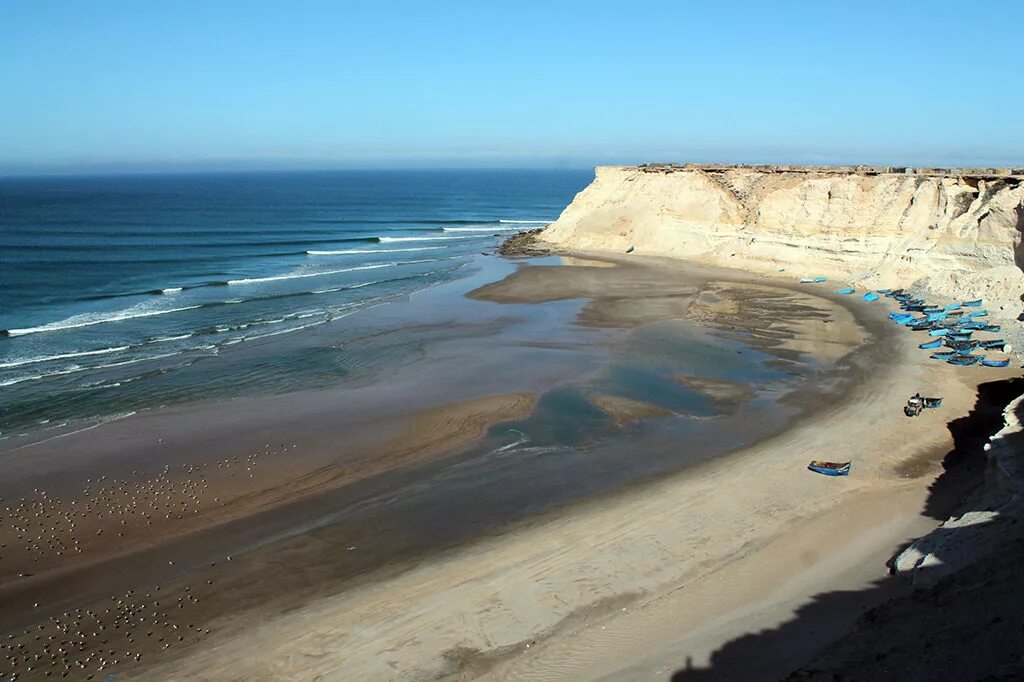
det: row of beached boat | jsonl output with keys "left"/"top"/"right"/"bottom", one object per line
{"left": 882, "top": 290, "right": 1011, "bottom": 367}
{"left": 799, "top": 278, "right": 1012, "bottom": 368}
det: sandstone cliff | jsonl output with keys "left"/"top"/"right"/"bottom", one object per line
{"left": 542, "top": 165, "right": 1024, "bottom": 321}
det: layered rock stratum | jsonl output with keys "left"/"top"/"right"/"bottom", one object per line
{"left": 542, "top": 164, "right": 1024, "bottom": 322}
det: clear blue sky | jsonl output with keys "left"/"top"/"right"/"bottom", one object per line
{"left": 2, "top": 0, "right": 1022, "bottom": 174}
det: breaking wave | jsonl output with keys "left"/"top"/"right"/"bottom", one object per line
{"left": 0, "top": 346, "right": 131, "bottom": 369}
{"left": 307, "top": 246, "right": 446, "bottom": 255}
{"left": 378, "top": 235, "right": 487, "bottom": 243}
{"left": 3, "top": 306, "right": 203, "bottom": 338}
{"left": 225, "top": 262, "right": 396, "bottom": 286}
{"left": 441, "top": 226, "right": 515, "bottom": 232}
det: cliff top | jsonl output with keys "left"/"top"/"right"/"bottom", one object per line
{"left": 625, "top": 162, "right": 1024, "bottom": 179}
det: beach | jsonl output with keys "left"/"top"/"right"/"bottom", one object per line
{"left": 2, "top": 246, "right": 1015, "bottom": 681}
{"left": 5, "top": 2, "right": 1023, "bottom": 677}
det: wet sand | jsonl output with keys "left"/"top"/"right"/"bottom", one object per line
{"left": 2, "top": 253, "right": 1004, "bottom": 681}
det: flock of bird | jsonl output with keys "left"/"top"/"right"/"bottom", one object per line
{"left": 1, "top": 442, "right": 296, "bottom": 680}
{"left": 1, "top": 584, "right": 206, "bottom": 679}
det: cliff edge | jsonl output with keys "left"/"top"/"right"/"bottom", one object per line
{"left": 542, "top": 165, "right": 1024, "bottom": 322}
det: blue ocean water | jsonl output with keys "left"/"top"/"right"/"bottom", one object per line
{"left": 0, "top": 169, "right": 590, "bottom": 437}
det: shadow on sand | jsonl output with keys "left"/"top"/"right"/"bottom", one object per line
{"left": 671, "top": 378, "right": 1024, "bottom": 682}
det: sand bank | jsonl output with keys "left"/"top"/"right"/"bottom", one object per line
{"left": 588, "top": 394, "right": 673, "bottom": 425}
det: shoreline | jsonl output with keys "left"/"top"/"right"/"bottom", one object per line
{"left": 2, "top": 249, "right": 1014, "bottom": 680}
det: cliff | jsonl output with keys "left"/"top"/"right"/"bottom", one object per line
{"left": 542, "top": 165, "right": 1024, "bottom": 321}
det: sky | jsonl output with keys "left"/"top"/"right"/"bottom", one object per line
{"left": 2, "top": 0, "right": 1023, "bottom": 175}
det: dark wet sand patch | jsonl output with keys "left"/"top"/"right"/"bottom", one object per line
{"left": 671, "top": 375, "right": 757, "bottom": 411}
{"left": 587, "top": 394, "right": 674, "bottom": 425}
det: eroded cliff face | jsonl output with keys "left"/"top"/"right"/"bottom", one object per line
{"left": 543, "top": 166, "right": 1024, "bottom": 319}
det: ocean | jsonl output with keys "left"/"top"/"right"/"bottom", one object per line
{"left": 0, "top": 169, "right": 592, "bottom": 439}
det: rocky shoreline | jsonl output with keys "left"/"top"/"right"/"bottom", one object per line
{"left": 497, "top": 228, "right": 549, "bottom": 256}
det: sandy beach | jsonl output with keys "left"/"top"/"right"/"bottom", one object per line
{"left": 1, "top": 253, "right": 1017, "bottom": 681}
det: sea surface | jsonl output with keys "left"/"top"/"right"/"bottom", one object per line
{"left": 0, "top": 169, "right": 591, "bottom": 438}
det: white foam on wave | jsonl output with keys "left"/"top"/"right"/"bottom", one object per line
{"left": 160, "top": 287, "right": 183, "bottom": 294}
{"left": 498, "top": 219, "right": 551, "bottom": 224}
{"left": 147, "top": 333, "right": 194, "bottom": 343}
{"left": 312, "top": 279, "right": 381, "bottom": 295}
{"left": 226, "top": 262, "right": 394, "bottom": 286}
{"left": 441, "top": 226, "right": 516, "bottom": 232}
{"left": 0, "top": 345, "right": 130, "bottom": 369}
{"left": 6, "top": 411, "right": 138, "bottom": 452}
{"left": 378, "top": 235, "right": 484, "bottom": 243}
{"left": 307, "top": 246, "right": 446, "bottom": 255}
{"left": 5, "top": 305, "right": 203, "bottom": 337}
{"left": 0, "top": 365, "right": 83, "bottom": 387}
{"left": 89, "top": 350, "right": 188, "bottom": 371}
{"left": 242, "top": 319, "right": 327, "bottom": 342}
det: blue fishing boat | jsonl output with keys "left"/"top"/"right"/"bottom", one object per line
{"left": 930, "top": 352, "right": 956, "bottom": 359}
{"left": 981, "top": 358, "right": 1011, "bottom": 368}
{"left": 979, "top": 339, "right": 1006, "bottom": 349}
{"left": 919, "top": 340, "right": 943, "bottom": 349}
{"left": 967, "top": 310, "right": 988, "bottom": 318}
{"left": 813, "top": 276, "right": 827, "bottom": 283}
{"left": 928, "top": 328, "right": 950, "bottom": 337}
{"left": 944, "top": 304, "right": 961, "bottom": 312}
{"left": 837, "top": 287, "right": 855, "bottom": 295}
{"left": 926, "top": 312, "right": 947, "bottom": 321}
{"left": 962, "top": 299, "right": 983, "bottom": 307}
{"left": 863, "top": 292, "right": 879, "bottom": 302}
{"left": 877, "top": 289, "right": 892, "bottom": 294}
{"left": 947, "top": 332, "right": 973, "bottom": 341}
{"left": 979, "top": 324, "right": 1001, "bottom": 332}
{"left": 808, "top": 460, "right": 851, "bottom": 476}
{"left": 948, "top": 355, "right": 980, "bottom": 366}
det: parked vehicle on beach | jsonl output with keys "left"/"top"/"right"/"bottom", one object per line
{"left": 905, "top": 394, "right": 942, "bottom": 416}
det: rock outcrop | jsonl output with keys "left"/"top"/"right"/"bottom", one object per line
{"left": 894, "top": 384, "right": 1024, "bottom": 587}
{"left": 542, "top": 165, "right": 1024, "bottom": 321}
{"left": 786, "top": 381, "right": 1024, "bottom": 681}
